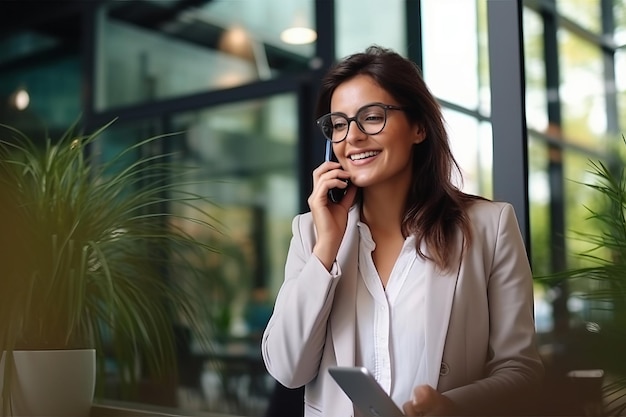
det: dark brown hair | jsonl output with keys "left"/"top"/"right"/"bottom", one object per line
{"left": 315, "top": 45, "right": 484, "bottom": 271}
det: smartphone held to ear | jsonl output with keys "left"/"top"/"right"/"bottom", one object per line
{"left": 325, "top": 141, "right": 349, "bottom": 203}
{"left": 329, "top": 182, "right": 349, "bottom": 203}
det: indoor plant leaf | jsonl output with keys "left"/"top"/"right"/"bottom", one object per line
{"left": 0, "top": 120, "right": 223, "bottom": 409}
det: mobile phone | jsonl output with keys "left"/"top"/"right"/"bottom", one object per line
{"left": 328, "top": 366, "right": 404, "bottom": 417}
{"left": 325, "top": 141, "right": 349, "bottom": 203}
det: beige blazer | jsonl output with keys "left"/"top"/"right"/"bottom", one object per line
{"left": 262, "top": 200, "right": 544, "bottom": 417}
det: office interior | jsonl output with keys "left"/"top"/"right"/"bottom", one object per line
{"left": 1, "top": 0, "right": 625, "bottom": 416}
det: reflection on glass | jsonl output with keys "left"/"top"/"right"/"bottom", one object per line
{"left": 0, "top": 55, "right": 80, "bottom": 137}
{"left": 93, "top": 95, "right": 298, "bottom": 414}
{"left": 0, "top": 30, "right": 59, "bottom": 62}
{"left": 96, "top": 0, "right": 316, "bottom": 110}
{"left": 168, "top": 94, "right": 298, "bottom": 414}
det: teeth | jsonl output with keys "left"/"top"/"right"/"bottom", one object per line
{"left": 350, "top": 151, "right": 380, "bottom": 161}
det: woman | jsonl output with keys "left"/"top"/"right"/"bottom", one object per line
{"left": 261, "top": 45, "right": 543, "bottom": 416}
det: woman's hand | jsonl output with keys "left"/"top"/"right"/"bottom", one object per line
{"left": 308, "top": 160, "right": 356, "bottom": 270}
{"left": 402, "top": 385, "right": 456, "bottom": 416}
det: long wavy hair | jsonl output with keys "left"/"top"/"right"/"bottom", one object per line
{"left": 315, "top": 45, "right": 484, "bottom": 271}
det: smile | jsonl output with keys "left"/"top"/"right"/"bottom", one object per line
{"left": 350, "top": 151, "right": 380, "bottom": 161}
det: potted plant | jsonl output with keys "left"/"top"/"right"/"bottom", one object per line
{"left": 0, "top": 120, "right": 220, "bottom": 416}
{"left": 539, "top": 138, "right": 626, "bottom": 416}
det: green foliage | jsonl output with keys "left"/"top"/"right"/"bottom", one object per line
{"left": 557, "top": 158, "right": 626, "bottom": 310}
{"left": 0, "top": 120, "right": 220, "bottom": 398}
{"left": 539, "top": 139, "right": 626, "bottom": 415}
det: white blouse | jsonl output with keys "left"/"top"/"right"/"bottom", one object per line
{"left": 355, "top": 221, "right": 428, "bottom": 410}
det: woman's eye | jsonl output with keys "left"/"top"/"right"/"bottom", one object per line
{"left": 362, "top": 113, "right": 384, "bottom": 122}
{"left": 333, "top": 121, "right": 348, "bottom": 130}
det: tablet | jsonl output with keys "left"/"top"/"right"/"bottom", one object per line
{"left": 328, "top": 366, "right": 404, "bottom": 417}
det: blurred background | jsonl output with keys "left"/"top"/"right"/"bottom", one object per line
{"left": 1, "top": 0, "right": 626, "bottom": 415}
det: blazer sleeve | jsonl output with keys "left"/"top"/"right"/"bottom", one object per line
{"left": 261, "top": 214, "right": 340, "bottom": 388}
{"left": 444, "top": 203, "right": 545, "bottom": 415}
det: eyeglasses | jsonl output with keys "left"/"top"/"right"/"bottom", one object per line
{"left": 316, "top": 103, "right": 405, "bottom": 143}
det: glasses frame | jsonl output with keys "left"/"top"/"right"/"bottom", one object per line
{"left": 316, "top": 103, "right": 405, "bottom": 143}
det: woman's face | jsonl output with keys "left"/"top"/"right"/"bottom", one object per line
{"left": 330, "top": 74, "right": 425, "bottom": 192}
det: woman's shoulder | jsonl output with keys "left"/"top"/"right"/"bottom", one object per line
{"left": 466, "top": 197, "right": 511, "bottom": 212}
{"left": 465, "top": 197, "right": 517, "bottom": 222}
{"left": 292, "top": 211, "right": 314, "bottom": 232}
{"left": 294, "top": 211, "right": 314, "bottom": 223}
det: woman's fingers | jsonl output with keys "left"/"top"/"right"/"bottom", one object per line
{"left": 312, "top": 161, "right": 343, "bottom": 182}
{"left": 309, "top": 161, "right": 351, "bottom": 207}
{"left": 401, "top": 385, "right": 455, "bottom": 416}
{"left": 403, "top": 385, "right": 432, "bottom": 416}
{"left": 308, "top": 161, "right": 356, "bottom": 269}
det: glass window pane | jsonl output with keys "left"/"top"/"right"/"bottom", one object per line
{"left": 528, "top": 135, "right": 552, "bottom": 277}
{"left": 559, "top": 30, "right": 608, "bottom": 148}
{"left": 169, "top": 94, "right": 298, "bottom": 414}
{"left": 0, "top": 9, "right": 82, "bottom": 137}
{"left": 529, "top": 139, "right": 619, "bottom": 335}
{"left": 0, "top": 52, "right": 80, "bottom": 138}
{"left": 443, "top": 109, "right": 493, "bottom": 198}
{"left": 615, "top": 0, "right": 626, "bottom": 46}
{"left": 561, "top": 147, "right": 618, "bottom": 330}
{"left": 421, "top": 0, "right": 480, "bottom": 109}
{"left": 563, "top": 149, "right": 610, "bottom": 270}
{"left": 617, "top": 49, "right": 626, "bottom": 131}
{"left": 95, "top": 95, "right": 298, "bottom": 414}
{"left": 335, "top": 0, "right": 406, "bottom": 57}
{"left": 0, "top": 30, "right": 59, "bottom": 62}
{"left": 527, "top": 135, "right": 560, "bottom": 336}
{"left": 523, "top": 8, "right": 549, "bottom": 132}
{"left": 557, "top": 0, "right": 602, "bottom": 33}
{"left": 96, "top": 0, "right": 316, "bottom": 110}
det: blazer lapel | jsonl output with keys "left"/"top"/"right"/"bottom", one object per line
{"left": 423, "top": 231, "right": 464, "bottom": 388}
{"left": 330, "top": 206, "right": 360, "bottom": 366}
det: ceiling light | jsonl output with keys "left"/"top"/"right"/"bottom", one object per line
{"left": 11, "top": 88, "right": 30, "bottom": 111}
{"left": 219, "top": 25, "right": 254, "bottom": 60}
{"left": 280, "top": 27, "right": 317, "bottom": 45}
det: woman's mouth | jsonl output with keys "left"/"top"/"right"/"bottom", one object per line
{"left": 349, "top": 150, "right": 381, "bottom": 161}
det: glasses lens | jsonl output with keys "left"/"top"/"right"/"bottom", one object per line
{"left": 318, "top": 114, "right": 348, "bottom": 142}
{"left": 357, "top": 104, "right": 386, "bottom": 135}
{"left": 318, "top": 116, "right": 334, "bottom": 140}
{"left": 317, "top": 104, "right": 389, "bottom": 142}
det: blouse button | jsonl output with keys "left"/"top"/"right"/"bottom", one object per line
{"left": 440, "top": 362, "right": 450, "bottom": 376}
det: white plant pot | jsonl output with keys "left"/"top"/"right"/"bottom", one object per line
{"left": 0, "top": 349, "right": 96, "bottom": 417}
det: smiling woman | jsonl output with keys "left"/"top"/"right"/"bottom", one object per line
{"left": 261, "top": 45, "right": 544, "bottom": 417}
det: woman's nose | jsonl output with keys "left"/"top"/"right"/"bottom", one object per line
{"left": 344, "top": 121, "right": 367, "bottom": 143}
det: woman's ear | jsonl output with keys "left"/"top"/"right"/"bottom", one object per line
{"left": 413, "top": 125, "right": 426, "bottom": 144}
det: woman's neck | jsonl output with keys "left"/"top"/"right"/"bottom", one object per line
{"left": 360, "top": 185, "right": 408, "bottom": 237}
{"left": 360, "top": 184, "right": 410, "bottom": 286}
